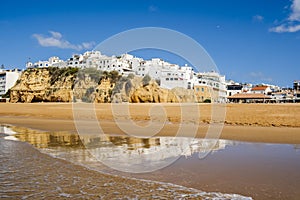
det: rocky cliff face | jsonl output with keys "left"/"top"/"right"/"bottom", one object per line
{"left": 112, "top": 76, "right": 196, "bottom": 103}
{"left": 10, "top": 68, "right": 196, "bottom": 103}
{"left": 10, "top": 68, "right": 74, "bottom": 103}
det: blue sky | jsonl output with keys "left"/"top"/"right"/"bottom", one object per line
{"left": 1, "top": 0, "right": 300, "bottom": 87}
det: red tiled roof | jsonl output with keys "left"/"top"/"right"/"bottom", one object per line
{"left": 251, "top": 86, "right": 268, "bottom": 91}
{"left": 228, "top": 93, "right": 271, "bottom": 99}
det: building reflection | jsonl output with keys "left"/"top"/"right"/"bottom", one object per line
{"left": 13, "top": 129, "right": 84, "bottom": 148}
{"left": 4, "top": 126, "right": 236, "bottom": 166}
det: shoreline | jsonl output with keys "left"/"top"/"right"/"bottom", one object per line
{"left": 1, "top": 117, "right": 300, "bottom": 145}
{"left": 0, "top": 103, "right": 300, "bottom": 144}
{"left": 2, "top": 137, "right": 250, "bottom": 199}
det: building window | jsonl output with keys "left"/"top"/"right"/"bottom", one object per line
{"left": 170, "top": 78, "right": 173, "bottom": 81}
{"left": 166, "top": 78, "right": 169, "bottom": 81}
{"left": 201, "top": 88, "right": 204, "bottom": 92}
{"left": 174, "top": 78, "right": 178, "bottom": 80}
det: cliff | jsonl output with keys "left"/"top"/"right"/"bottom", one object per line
{"left": 10, "top": 68, "right": 76, "bottom": 103}
{"left": 10, "top": 68, "right": 196, "bottom": 103}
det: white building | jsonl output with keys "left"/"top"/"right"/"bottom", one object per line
{"left": 193, "top": 71, "right": 227, "bottom": 103}
{"left": 31, "top": 56, "right": 65, "bottom": 68}
{"left": 34, "top": 60, "right": 49, "bottom": 68}
{"left": 0, "top": 69, "right": 21, "bottom": 98}
{"left": 24, "top": 51, "right": 227, "bottom": 102}
{"left": 67, "top": 54, "right": 84, "bottom": 68}
{"left": 70, "top": 51, "right": 141, "bottom": 76}
{"left": 160, "top": 65, "right": 194, "bottom": 89}
{"left": 49, "top": 56, "right": 66, "bottom": 68}
{"left": 250, "top": 85, "right": 272, "bottom": 95}
{"left": 226, "top": 84, "right": 243, "bottom": 97}
{"left": 26, "top": 61, "right": 33, "bottom": 68}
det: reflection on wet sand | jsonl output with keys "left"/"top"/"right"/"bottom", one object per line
{"left": 10, "top": 126, "right": 235, "bottom": 161}
{"left": 1, "top": 125, "right": 252, "bottom": 200}
{"left": 7, "top": 126, "right": 238, "bottom": 174}
{"left": 4, "top": 125, "right": 300, "bottom": 199}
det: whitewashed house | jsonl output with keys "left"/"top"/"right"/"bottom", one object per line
{"left": 49, "top": 56, "right": 66, "bottom": 68}
{"left": 67, "top": 54, "right": 85, "bottom": 68}
{"left": 251, "top": 85, "right": 272, "bottom": 95}
{"left": 226, "top": 84, "right": 243, "bottom": 97}
{"left": 160, "top": 65, "right": 194, "bottom": 89}
{"left": 34, "top": 60, "right": 49, "bottom": 68}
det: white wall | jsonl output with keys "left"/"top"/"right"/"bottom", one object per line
{"left": 0, "top": 70, "right": 21, "bottom": 97}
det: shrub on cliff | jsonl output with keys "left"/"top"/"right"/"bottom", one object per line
{"left": 125, "top": 80, "right": 133, "bottom": 96}
{"left": 76, "top": 68, "right": 121, "bottom": 84}
{"left": 203, "top": 98, "right": 211, "bottom": 103}
{"left": 142, "top": 74, "right": 151, "bottom": 86}
{"left": 2, "top": 89, "right": 10, "bottom": 98}
{"left": 48, "top": 67, "right": 78, "bottom": 85}
{"left": 127, "top": 73, "right": 135, "bottom": 79}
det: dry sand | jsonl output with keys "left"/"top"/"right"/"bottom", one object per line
{"left": 0, "top": 103, "right": 299, "bottom": 144}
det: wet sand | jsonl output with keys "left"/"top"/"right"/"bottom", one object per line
{"left": 1, "top": 135, "right": 251, "bottom": 199}
{"left": 2, "top": 126, "right": 300, "bottom": 200}
{"left": 0, "top": 103, "right": 300, "bottom": 144}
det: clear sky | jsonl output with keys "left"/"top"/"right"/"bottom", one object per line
{"left": 1, "top": 0, "right": 300, "bottom": 87}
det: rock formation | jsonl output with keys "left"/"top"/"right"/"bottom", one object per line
{"left": 10, "top": 68, "right": 74, "bottom": 103}
{"left": 10, "top": 68, "right": 196, "bottom": 103}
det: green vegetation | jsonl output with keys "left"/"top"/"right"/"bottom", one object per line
{"left": 77, "top": 68, "right": 121, "bottom": 84}
{"left": 125, "top": 80, "right": 133, "bottom": 96}
{"left": 81, "top": 86, "right": 95, "bottom": 103}
{"left": 127, "top": 73, "right": 135, "bottom": 79}
{"left": 2, "top": 89, "right": 10, "bottom": 98}
{"left": 48, "top": 67, "right": 78, "bottom": 85}
{"left": 203, "top": 98, "right": 211, "bottom": 103}
{"left": 86, "top": 87, "right": 95, "bottom": 96}
{"left": 81, "top": 96, "right": 91, "bottom": 103}
{"left": 155, "top": 78, "right": 161, "bottom": 85}
{"left": 142, "top": 74, "right": 151, "bottom": 86}
{"left": 112, "top": 73, "right": 135, "bottom": 96}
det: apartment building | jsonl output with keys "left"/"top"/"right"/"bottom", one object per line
{"left": 0, "top": 69, "right": 21, "bottom": 98}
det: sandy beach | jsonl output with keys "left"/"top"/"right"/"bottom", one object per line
{"left": 0, "top": 103, "right": 299, "bottom": 144}
{"left": 1, "top": 103, "right": 300, "bottom": 199}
